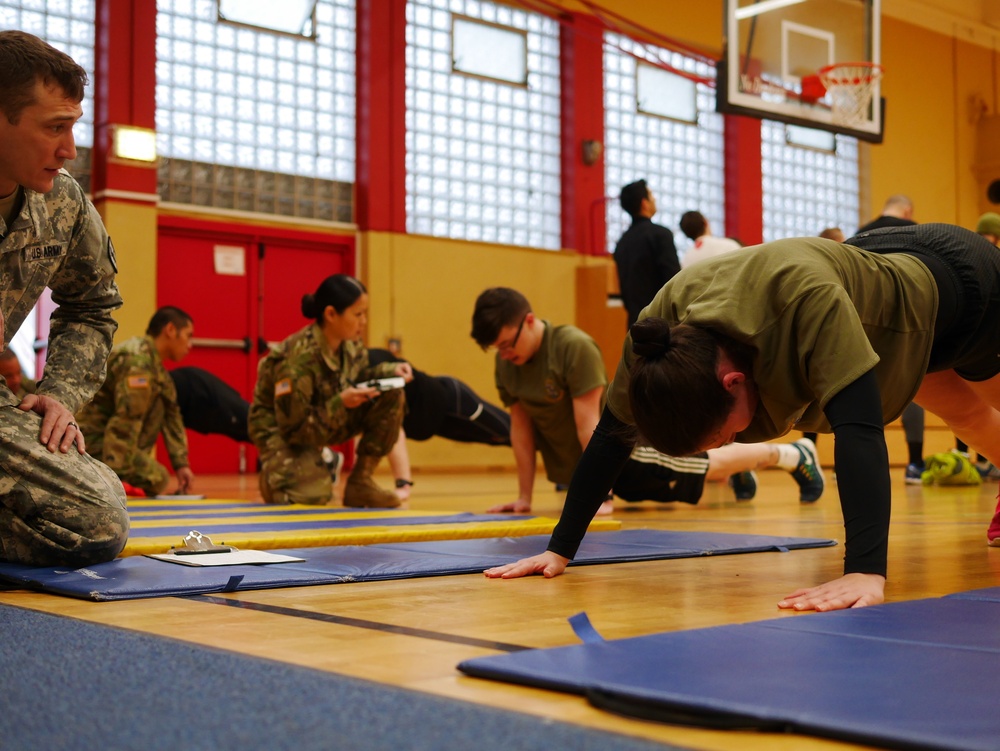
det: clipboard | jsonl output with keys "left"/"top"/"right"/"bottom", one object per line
{"left": 145, "top": 530, "right": 305, "bottom": 567}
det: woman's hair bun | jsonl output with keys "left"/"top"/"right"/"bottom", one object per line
{"left": 301, "top": 293, "right": 317, "bottom": 319}
{"left": 630, "top": 317, "right": 671, "bottom": 359}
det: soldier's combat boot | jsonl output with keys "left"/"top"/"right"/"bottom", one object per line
{"left": 343, "top": 454, "right": 400, "bottom": 508}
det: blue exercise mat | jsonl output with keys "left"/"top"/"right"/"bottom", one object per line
{"left": 0, "top": 529, "right": 834, "bottom": 601}
{"left": 458, "top": 591, "right": 1000, "bottom": 751}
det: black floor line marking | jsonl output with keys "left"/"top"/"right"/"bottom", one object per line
{"left": 186, "top": 594, "right": 531, "bottom": 653}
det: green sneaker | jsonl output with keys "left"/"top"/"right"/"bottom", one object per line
{"left": 791, "top": 438, "right": 824, "bottom": 503}
{"left": 728, "top": 471, "right": 757, "bottom": 501}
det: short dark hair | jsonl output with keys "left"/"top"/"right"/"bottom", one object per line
{"left": 679, "top": 211, "right": 707, "bottom": 241}
{"left": 627, "top": 318, "right": 755, "bottom": 456}
{"left": 301, "top": 274, "right": 367, "bottom": 323}
{"left": 0, "top": 30, "right": 87, "bottom": 124}
{"left": 147, "top": 306, "right": 193, "bottom": 337}
{"left": 471, "top": 287, "right": 531, "bottom": 349}
{"left": 619, "top": 180, "right": 649, "bottom": 220}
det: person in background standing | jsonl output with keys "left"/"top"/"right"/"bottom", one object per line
{"left": 612, "top": 180, "right": 680, "bottom": 328}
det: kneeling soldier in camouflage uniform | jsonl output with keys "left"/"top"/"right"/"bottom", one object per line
{"left": 0, "top": 349, "right": 36, "bottom": 399}
{"left": 249, "top": 274, "right": 411, "bottom": 507}
{"left": 77, "top": 307, "right": 196, "bottom": 497}
{"left": 0, "top": 31, "right": 128, "bottom": 566}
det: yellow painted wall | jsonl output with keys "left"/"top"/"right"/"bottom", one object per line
{"left": 868, "top": 19, "right": 999, "bottom": 228}
{"left": 94, "top": 199, "right": 158, "bottom": 341}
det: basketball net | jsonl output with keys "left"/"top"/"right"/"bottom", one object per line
{"left": 817, "top": 62, "right": 883, "bottom": 127}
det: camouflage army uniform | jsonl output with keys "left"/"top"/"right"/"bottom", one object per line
{"left": 15, "top": 376, "right": 37, "bottom": 399}
{"left": 0, "top": 171, "right": 128, "bottom": 567}
{"left": 76, "top": 335, "right": 189, "bottom": 496}
{"left": 248, "top": 324, "right": 403, "bottom": 504}
{"left": 7, "top": 376, "right": 36, "bottom": 399}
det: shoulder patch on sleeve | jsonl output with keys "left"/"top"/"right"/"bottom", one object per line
{"left": 275, "top": 378, "right": 292, "bottom": 397}
{"left": 127, "top": 375, "right": 149, "bottom": 389}
{"left": 107, "top": 237, "right": 118, "bottom": 273}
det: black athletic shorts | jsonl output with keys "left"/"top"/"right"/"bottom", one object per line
{"left": 612, "top": 447, "right": 709, "bottom": 504}
{"left": 847, "top": 223, "right": 1000, "bottom": 381}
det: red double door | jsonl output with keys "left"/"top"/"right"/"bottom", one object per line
{"left": 156, "top": 216, "right": 355, "bottom": 473}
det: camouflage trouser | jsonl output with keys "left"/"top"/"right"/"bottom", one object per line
{"left": 83, "top": 427, "right": 170, "bottom": 497}
{"left": 105, "top": 449, "right": 169, "bottom": 497}
{"left": 259, "top": 389, "right": 404, "bottom": 505}
{"left": 0, "top": 404, "right": 129, "bottom": 566}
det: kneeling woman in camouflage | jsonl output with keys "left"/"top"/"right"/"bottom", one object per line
{"left": 249, "top": 275, "right": 411, "bottom": 507}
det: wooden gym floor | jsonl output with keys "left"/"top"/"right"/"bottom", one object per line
{"left": 3, "top": 465, "right": 998, "bottom": 751}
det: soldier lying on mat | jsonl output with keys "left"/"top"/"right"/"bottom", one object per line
{"left": 469, "top": 287, "right": 823, "bottom": 515}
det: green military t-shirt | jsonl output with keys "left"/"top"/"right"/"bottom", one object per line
{"left": 606, "top": 237, "right": 939, "bottom": 441}
{"left": 495, "top": 322, "right": 607, "bottom": 484}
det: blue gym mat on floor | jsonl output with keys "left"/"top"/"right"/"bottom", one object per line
{"left": 0, "top": 529, "right": 834, "bottom": 601}
{"left": 458, "top": 589, "right": 1000, "bottom": 751}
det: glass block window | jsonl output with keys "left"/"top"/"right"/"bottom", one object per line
{"left": 604, "top": 33, "right": 725, "bottom": 260}
{"left": 761, "top": 120, "right": 859, "bottom": 241}
{"left": 156, "top": 0, "right": 355, "bottom": 183}
{"left": 406, "top": 0, "right": 561, "bottom": 249}
{"left": 217, "top": 0, "right": 318, "bottom": 37}
{"left": 452, "top": 15, "right": 526, "bottom": 84}
{"left": 636, "top": 62, "right": 696, "bottom": 123}
{"left": 0, "top": 0, "right": 96, "bottom": 193}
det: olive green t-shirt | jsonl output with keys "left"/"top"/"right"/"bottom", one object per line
{"left": 606, "top": 238, "right": 939, "bottom": 441}
{"left": 495, "top": 322, "right": 607, "bottom": 483}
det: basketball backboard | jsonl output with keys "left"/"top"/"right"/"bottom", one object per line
{"left": 718, "top": 0, "right": 883, "bottom": 143}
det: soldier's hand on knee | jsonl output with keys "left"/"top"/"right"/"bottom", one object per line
{"left": 18, "top": 394, "right": 86, "bottom": 454}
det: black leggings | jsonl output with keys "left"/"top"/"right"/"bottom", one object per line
{"left": 426, "top": 377, "right": 511, "bottom": 446}
{"left": 848, "top": 223, "right": 1000, "bottom": 380}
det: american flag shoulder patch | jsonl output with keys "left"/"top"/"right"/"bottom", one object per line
{"left": 127, "top": 375, "right": 149, "bottom": 389}
{"left": 275, "top": 378, "right": 292, "bottom": 397}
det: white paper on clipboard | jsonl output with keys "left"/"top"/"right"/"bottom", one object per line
{"left": 147, "top": 550, "right": 305, "bottom": 567}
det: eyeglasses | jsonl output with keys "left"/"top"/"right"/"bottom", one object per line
{"left": 495, "top": 313, "right": 528, "bottom": 353}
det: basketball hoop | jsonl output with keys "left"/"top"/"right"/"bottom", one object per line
{"left": 817, "top": 62, "right": 884, "bottom": 127}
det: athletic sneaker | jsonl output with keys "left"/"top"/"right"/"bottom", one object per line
{"left": 976, "top": 460, "right": 1000, "bottom": 481}
{"left": 728, "top": 471, "right": 757, "bottom": 502}
{"left": 321, "top": 447, "right": 344, "bottom": 485}
{"left": 790, "top": 438, "right": 824, "bottom": 503}
{"left": 904, "top": 462, "right": 924, "bottom": 485}
{"left": 989, "top": 493, "right": 1000, "bottom": 547}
